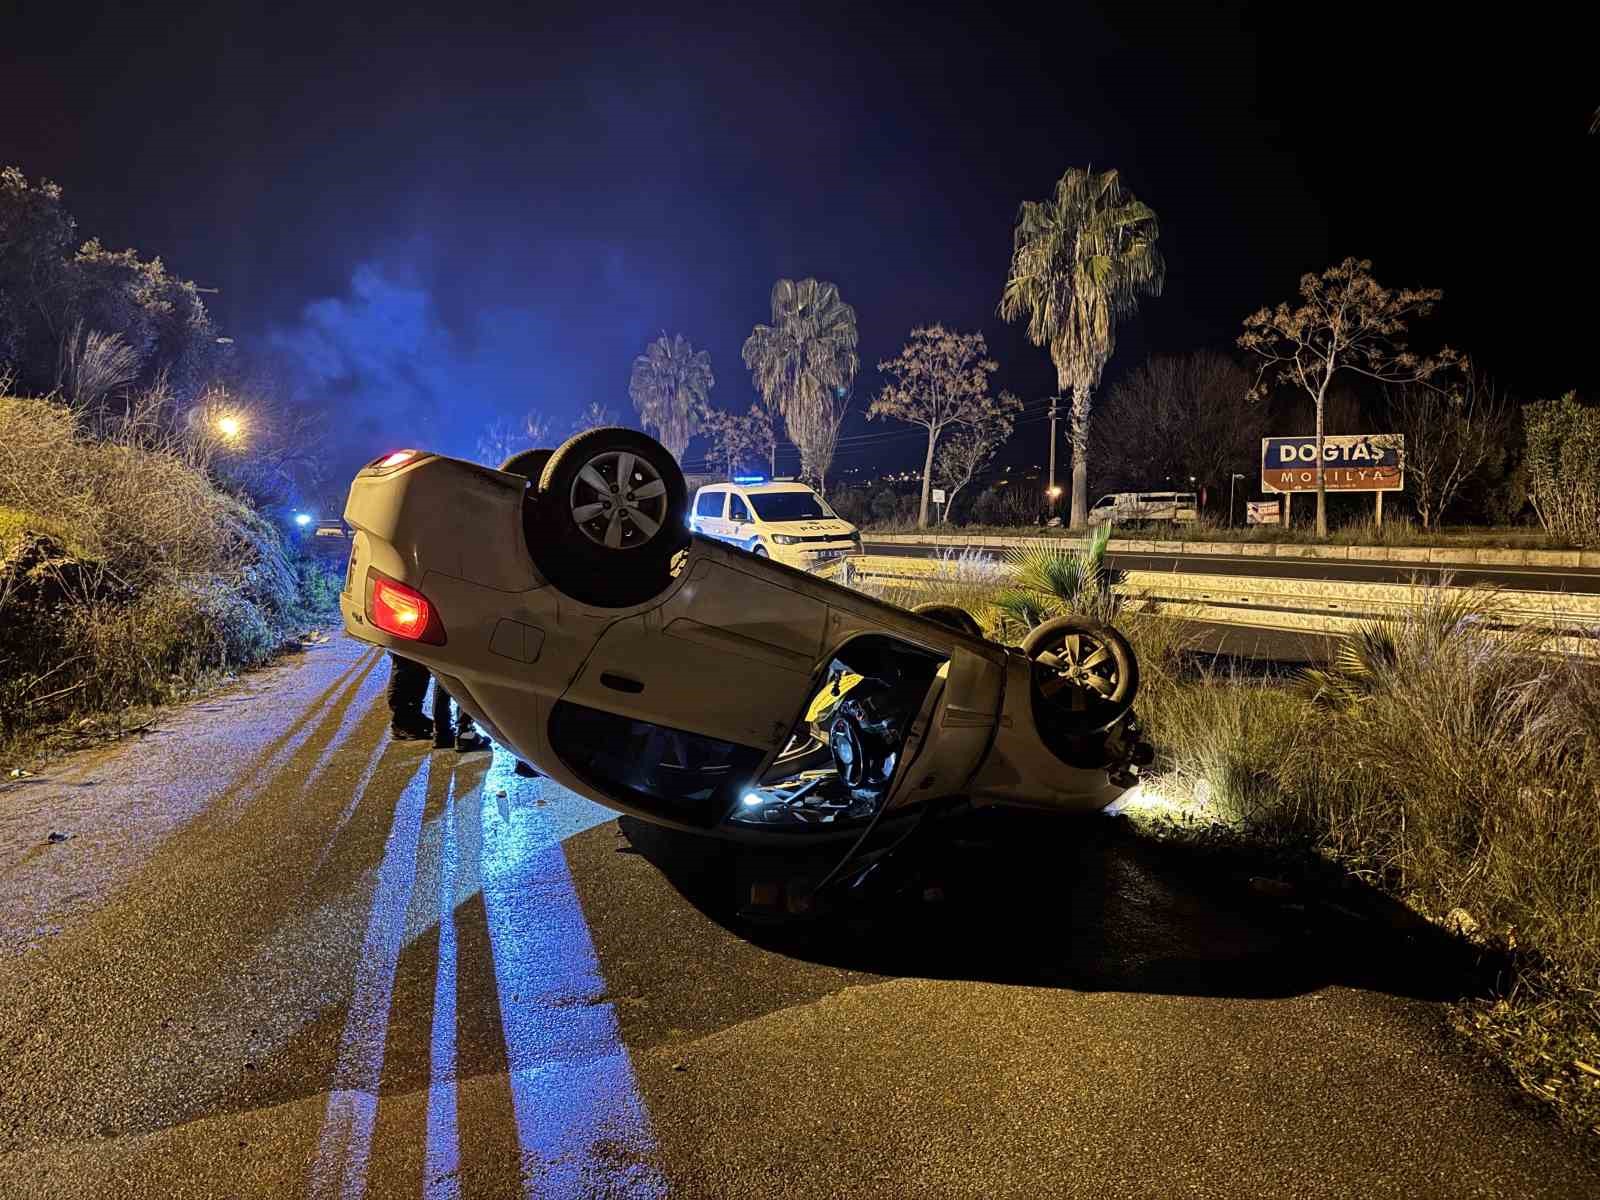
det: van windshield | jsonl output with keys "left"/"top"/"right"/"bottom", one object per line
{"left": 748, "top": 491, "right": 834, "bottom": 522}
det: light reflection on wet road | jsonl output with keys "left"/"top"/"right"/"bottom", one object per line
{"left": 476, "top": 759, "right": 663, "bottom": 1198}
{"left": 299, "top": 675, "right": 660, "bottom": 1198}
{"left": 308, "top": 755, "right": 429, "bottom": 1200}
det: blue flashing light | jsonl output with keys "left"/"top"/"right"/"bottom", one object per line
{"left": 741, "top": 791, "right": 764, "bottom": 807}
{"left": 294, "top": 513, "right": 312, "bottom": 527}
{"left": 732, "top": 475, "right": 766, "bottom": 484}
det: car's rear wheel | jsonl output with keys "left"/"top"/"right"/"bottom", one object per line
{"left": 912, "top": 602, "right": 985, "bottom": 639}
{"left": 500, "top": 447, "right": 554, "bottom": 482}
{"left": 1022, "top": 616, "right": 1138, "bottom": 735}
{"left": 531, "top": 427, "right": 688, "bottom": 607}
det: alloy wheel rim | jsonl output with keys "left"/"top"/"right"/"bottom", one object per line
{"left": 1035, "top": 633, "right": 1119, "bottom": 711}
{"left": 568, "top": 449, "right": 669, "bottom": 549}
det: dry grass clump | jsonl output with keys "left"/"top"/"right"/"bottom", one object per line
{"left": 0, "top": 394, "right": 300, "bottom": 739}
{"left": 1286, "top": 592, "right": 1600, "bottom": 1131}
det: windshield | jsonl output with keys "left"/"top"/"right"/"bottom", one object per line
{"left": 747, "top": 491, "right": 835, "bottom": 522}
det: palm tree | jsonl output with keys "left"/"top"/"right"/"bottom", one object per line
{"left": 741, "top": 278, "right": 859, "bottom": 476}
{"left": 628, "top": 333, "right": 713, "bottom": 462}
{"left": 1000, "top": 167, "right": 1164, "bottom": 528}
{"left": 991, "top": 526, "right": 1117, "bottom": 639}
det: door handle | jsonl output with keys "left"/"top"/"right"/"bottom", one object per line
{"left": 599, "top": 672, "right": 645, "bottom": 694}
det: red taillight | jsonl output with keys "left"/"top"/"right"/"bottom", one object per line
{"left": 367, "top": 449, "right": 427, "bottom": 473}
{"left": 369, "top": 574, "right": 445, "bottom": 644}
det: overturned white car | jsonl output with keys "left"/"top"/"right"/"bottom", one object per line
{"left": 339, "top": 426, "right": 1153, "bottom": 844}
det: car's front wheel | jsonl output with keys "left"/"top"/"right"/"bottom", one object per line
{"left": 1022, "top": 616, "right": 1138, "bottom": 736}
{"left": 530, "top": 427, "right": 688, "bottom": 607}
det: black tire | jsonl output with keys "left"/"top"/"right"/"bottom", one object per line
{"left": 1021, "top": 616, "right": 1139, "bottom": 735}
{"left": 500, "top": 447, "right": 555, "bottom": 482}
{"left": 752, "top": 545, "right": 768, "bottom": 558}
{"left": 532, "top": 427, "right": 689, "bottom": 607}
{"left": 912, "top": 602, "right": 985, "bottom": 639}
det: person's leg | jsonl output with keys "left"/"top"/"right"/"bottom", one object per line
{"left": 387, "top": 653, "right": 432, "bottom": 739}
{"left": 431, "top": 675, "right": 491, "bottom": 753}
{"left": 430, "top": 675, "right": 456, "bottom": 749}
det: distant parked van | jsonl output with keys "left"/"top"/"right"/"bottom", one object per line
{"left": 1087, "top": 491, "right": 1199, "bottom": 526}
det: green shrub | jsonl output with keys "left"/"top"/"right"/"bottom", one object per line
{"left": 1524, "top": 391, "right": 1600, "bottom": 549}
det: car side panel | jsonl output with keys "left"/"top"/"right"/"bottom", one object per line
{"left": 558, "top": 554, "right": 827, "bottom": 752}
{"left": 967, "top": 656, "right": 1126, "bottom": 814}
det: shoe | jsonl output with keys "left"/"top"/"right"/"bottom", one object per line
{"left": 456, "top": 728, "right": 492, "bottom": 753}
{"left": 391, "top": 713, "right": 434, "bottom": 741}
{"left": 513, "top": 759, "right": 540, "bottom": 777}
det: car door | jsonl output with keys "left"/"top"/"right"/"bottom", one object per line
{"left": 693, "top": 487, "right": 728, "bottom": 543}
{"left": 558, "top": 551, "right": 827, "bottom": 754}
{"left": 726, "top": 492, "right": 755, "bottom": 550}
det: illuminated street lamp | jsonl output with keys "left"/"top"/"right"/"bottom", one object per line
{"left": 294, "top": 513, "right": 311, "bottom": 528}
{"left": 215, "top": 414, "right": 243, "bottom": 442}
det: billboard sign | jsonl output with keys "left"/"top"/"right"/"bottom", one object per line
{"left": 1260, "top": 434, "right": 1403, "bottom": 493}
{"left": 1246, "top": 499, "right": 1281, "bottom": 525}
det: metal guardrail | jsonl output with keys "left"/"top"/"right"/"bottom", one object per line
{"left": 826, "top": 554, "right": 1600, "bottom": 658}
{"left": 862, "top": 532, "right": 1600, "bottom": 571}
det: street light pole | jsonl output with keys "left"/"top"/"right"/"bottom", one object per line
{"left": 1046, "top": 395, "right": 1059, "bottom": 517}
{"left": 1229, "top": 472, "right": 1246, "bottom": 528}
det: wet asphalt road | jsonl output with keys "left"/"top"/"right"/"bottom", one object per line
{"left": 2, "top": 636, "right": 1598, "bottom": 1199}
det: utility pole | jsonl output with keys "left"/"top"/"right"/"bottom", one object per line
{"left": 1046, "top": 395, "right": 1059, "bottom": 515}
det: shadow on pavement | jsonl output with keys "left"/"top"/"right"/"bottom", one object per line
{"left": 618, "top": 808, "right": 1507, "bottom": 1005}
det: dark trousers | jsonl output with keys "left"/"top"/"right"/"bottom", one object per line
{"left": 387, "top": 652, "right": 430, "bottom": 715}
{"left": 386, "top": 652, "right": 470, "bottom": 736}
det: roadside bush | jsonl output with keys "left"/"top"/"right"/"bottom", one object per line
{"left": 1523, "top": 391, "right": 1600, "bottom": 548}
{"left": 0, "top": 394, "right": 307, "bottom": 742}
{"left": 968, "top": 484, "right": 1039, "bottom": 527}
{"left": 827, "top": 486, "right": 870, "bottom": 528}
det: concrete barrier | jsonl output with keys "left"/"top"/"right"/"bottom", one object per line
{"left": 864, "top": 532, "right": 1597, "bottom": 574}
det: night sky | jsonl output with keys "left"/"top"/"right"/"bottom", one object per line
{"left": 4, "top": 1, "right": 1594, "bottom": 493}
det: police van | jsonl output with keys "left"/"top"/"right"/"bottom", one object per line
{"left": 689, "top": 476, "right": 862, "bottom": 569}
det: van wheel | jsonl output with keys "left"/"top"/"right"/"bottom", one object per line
{"left": 1022, "top": 616, "right": 1138, "bottom": 735}
{"left": 531, "top": 427, "right": 688, "bottom": 607}
{"left": 912, "top": 602, "right": 985, "bottom": 639}
{"left": 500, "top": 447, "right": 554, "bottom": 482}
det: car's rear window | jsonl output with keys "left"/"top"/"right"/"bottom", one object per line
{"left": 748, "top": 491, "right": 832, "bottom": 522}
